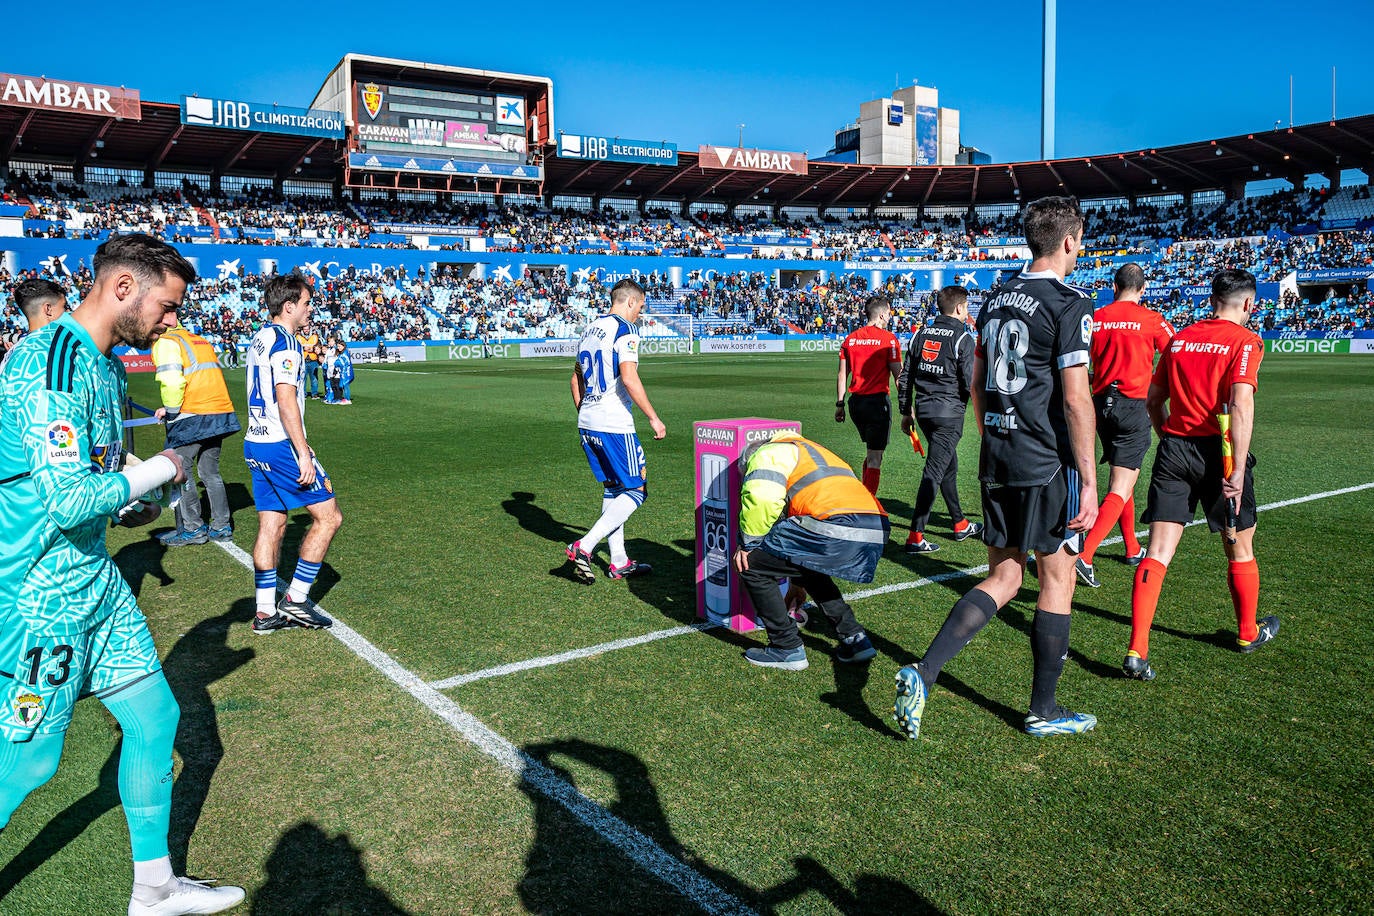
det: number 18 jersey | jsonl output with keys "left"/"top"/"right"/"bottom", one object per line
{"left": 976, "top": 269, "right": 1094, "bottom": 487}
{"left": 575, "top": 315, "right": 639, "bottom": 434}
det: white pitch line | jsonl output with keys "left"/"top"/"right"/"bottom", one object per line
{"left": 213, "top": 540, "right": 756, "bottom": 916}
{"left": 431, "top": 622, "right": 719, "bottom": 690}
{"left": 436, "top": 480, "right": 1374, "bottom": 684}
{"left": 354, "top": 367, "right": 430, "bottom": 375}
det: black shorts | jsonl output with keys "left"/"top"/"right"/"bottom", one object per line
{"left": 980, "top": 466, "right": 1084, "bottom": 555}
{"left": 1094, "top": 390, "right": 1152, "bottom": 470}
{"left": 1144, "top": 435, "right": 1257, "bottom": 532}
{"left": 848, "top": 393, "right": 891, "bottom": 450}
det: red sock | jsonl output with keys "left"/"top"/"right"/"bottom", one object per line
{"left": 905, "top": 530, "right": 924, "bottom": 545}
{"left": 1120, "top": 494, "right": 1141, "bottom": 555}
{"left": 1081, "top": 493, "right": 1124, "bottom": 565}
{"left": 1129, "top": 558, "right": 1167, "bottom": 658}
{"left": 953, "top": 518, "right": 970, "bottom": 534}
{"left": 1229, "top": 559, "right": 1260, "bottom": 643}
{"left": 862, "top": 466, "right": 880, "bottom": 495}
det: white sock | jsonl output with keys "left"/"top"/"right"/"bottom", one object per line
{"left": 581, "top": 493, "right": 641, "bottom": 555}
{"left": 607, "top": 525, "right": 628, "bottom": 568}
{"left": 133, "top": 856, "right": 174, "bottom": 888}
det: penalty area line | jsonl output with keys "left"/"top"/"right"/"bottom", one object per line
{"left": 211, "top": 540, "right": 756, "bottom": 916}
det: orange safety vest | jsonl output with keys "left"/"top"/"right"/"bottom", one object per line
{"left": 157, "top": 327, "right": 236, "bottom": 415}
{"left": 773, "top": 434, "right": 885, "bottom": 520}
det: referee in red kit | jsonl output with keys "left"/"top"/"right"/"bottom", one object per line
{"left": 1123, "top": 268, "right": 1278, "bottom": 681}
{"left": 836, "top": 295, "right": 903, "bottom": 496}
{"left": 1075, "top": 263, "right": 1175, "bottom": 588}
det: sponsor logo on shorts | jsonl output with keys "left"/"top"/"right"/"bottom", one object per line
{"left": 46, "top": 421, "right": 80, "bottom": 463}
{"left": 14, "top": 693, "right": 44, "bottom": 727}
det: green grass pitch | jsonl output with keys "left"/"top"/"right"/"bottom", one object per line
{"left": 2, "top": 353, "right": 1371, "bottom": 915}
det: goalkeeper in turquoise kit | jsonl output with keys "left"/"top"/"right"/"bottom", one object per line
{"left": 0, "top": 234, "right": 244, "bottom": 914}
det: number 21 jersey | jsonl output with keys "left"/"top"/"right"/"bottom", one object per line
{"left": 976, "top": 269, "right": 1094, "bottom": 487}
{"left": 575, "top": 315, "right": 639, "bottom": 434}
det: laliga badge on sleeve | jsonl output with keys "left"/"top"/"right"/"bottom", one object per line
{"left": 45, "top": 420, "right": 81, "bottom": 464}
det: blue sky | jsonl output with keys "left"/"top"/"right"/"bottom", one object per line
{"left": 8, "top": 0, "right": 1374, "bottom": 170}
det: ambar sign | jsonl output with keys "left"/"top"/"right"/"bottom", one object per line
{"left": 0, "top": 73, "right": 141, "bottom": 120}
{"left": 698, "top": 145, "right": 808, "bottom": 175}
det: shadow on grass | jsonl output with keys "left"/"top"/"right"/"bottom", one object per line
{"left": 504, "top": 490, "right": 582, "bottom": 547}
{"left": 519, "top": 738, "right": 940, "bottom": 914}
{"left": 0, "top": 600, "right": 255, "bottom": 892}
{"left": 251, "top": 821, "right": 410, "bottom": 915}
{"left": 1071, "top": 601, "right": 1237, "bottom": 653}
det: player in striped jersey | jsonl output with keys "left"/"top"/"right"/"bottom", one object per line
{"left": 565, "top": 278, "right": 666, "bottom": 583}
{"left": 0, "top": 234, "right": 244, "bottom": 914}
{"left": 244, "top": 274, "right": 340, "bottom": 634}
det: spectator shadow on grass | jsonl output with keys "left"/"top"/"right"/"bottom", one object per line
{"left": 759, "top": 855, "right": 946, "bottom": 915}
{"left": 519, "top": 738, "right": 938, "bottom": 913}
{"left": 0, "top": 599, "right": 254, "bottom": 893}
{"left": 252, "top": 821, "right": 410, "bottom": 915}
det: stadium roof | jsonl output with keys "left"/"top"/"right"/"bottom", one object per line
{"left": 4, "top": 95, "right": 1372, "bottom": 209}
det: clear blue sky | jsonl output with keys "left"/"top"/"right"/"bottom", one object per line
{"left": 8, "top": 0, "right": 1374, "bottom": 171}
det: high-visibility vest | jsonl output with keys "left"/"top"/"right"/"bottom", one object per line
{"left": 298, "top": 332, "right": 320, "bottom": 361}
{"left": 772, "top": 433, "right": 884, "bottom": 521}
{"left": 153, "top": 327, "right": 235, "bottom": 415}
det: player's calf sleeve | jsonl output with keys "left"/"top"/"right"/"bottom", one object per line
{"left": 919, "top": 588, "right": 1000, "bottom": 689}
{"left": 861, "top": 466, "right": 880, "bottom": 495}
{"left": 0, "top": 731, "right": 66, "bottom": 827}
{"left": 1082, "top": 493, "right": 1125, "bottom": 565}
{"left": 1228, "top": 559, "right": 1260, "bottom": 642}
{"left": 104, "top": 672, "right": 180, "bottom": 862}
{"left": 1129, "top": 558, "right": 1168, "bottom": 658}
{"left": 1029, "top": 610, "right": 1072, "bottom": 718}
{"left": 582, "top": 490, "right": 644, "bottom": 554}
{"left": 1120, "top": 494, "right": 1141, "bottom": 555}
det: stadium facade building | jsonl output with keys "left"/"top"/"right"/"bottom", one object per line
{"left": 821, "top": 84, "right": 962, "bottom": 168}
{"left": 2, "top": 61, "right": 1372, "bottom": 219}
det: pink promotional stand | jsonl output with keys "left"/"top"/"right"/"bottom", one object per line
{"left": 694, "top": 418, "right": 801, "bottom": 632}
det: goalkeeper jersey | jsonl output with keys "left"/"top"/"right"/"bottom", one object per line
{"left": 0, "top": 314, "right": 134, "bottom": 626}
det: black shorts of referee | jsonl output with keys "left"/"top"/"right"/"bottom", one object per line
{"left": 1144, "top": 434, "right": 1257, "bottom": 533}
{"left": 847, "top": 393, "right": 892, "bottom": 451}
{"left": 1093, "top": 383, "right": 1151, "bottom": 470}
{"left": 980, "top": 466, "right": 1085, "bottom": 556}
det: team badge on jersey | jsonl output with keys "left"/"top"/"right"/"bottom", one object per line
{"left": 46, "top": 421, "right": 80, "bottom": 464}
{"left": 90, "top": 441, "right": 123, "bottom": 473}
{"left": 12, "top": 692, "right": 44, "bottom": 727}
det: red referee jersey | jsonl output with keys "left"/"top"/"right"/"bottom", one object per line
{"left": 1090, "top": 300, "right": 1175, "bottom": 398}
{"left": 840, "top": 325, "right": 900, "bottom": 395}
{"left": 1153, "top": 318, "right": 1263, "bottom": 437}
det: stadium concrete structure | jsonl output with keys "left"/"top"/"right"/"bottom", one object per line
{"left": 2, "top": 59, "right": 1372, "bottom": 212}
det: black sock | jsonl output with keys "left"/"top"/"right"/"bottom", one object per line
{"left": 919, "top": 588, "right": 1000, "bottom": 689}
{"left": 1030, "top": 609, "right": 1072, "bottom": 718}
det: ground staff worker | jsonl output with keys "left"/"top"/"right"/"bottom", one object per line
{"left": 733, "top": 431, "right": 886, "bottom": 672}
{"left": 896, "top": 285, "right": 983, "bottom": 553}
{"left": 152, "top": 322, "right": 241, "bottom": 546}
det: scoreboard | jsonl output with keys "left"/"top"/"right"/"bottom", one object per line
{"left": 354, "top": 77, "right": 531, "bottom": 163}
{"left": 313, "top": 55, "right": 553, "bottom": 190}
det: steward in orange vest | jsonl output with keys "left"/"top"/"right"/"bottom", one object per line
{"left": 732, "top": 431, "right": 887, "bottom": 670}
